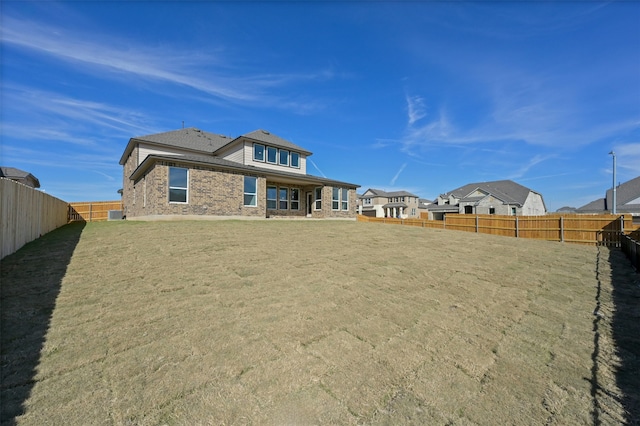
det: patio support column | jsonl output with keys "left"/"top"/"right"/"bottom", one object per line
{"left": 393, "top": 207, "right": 397, "bottom": 218}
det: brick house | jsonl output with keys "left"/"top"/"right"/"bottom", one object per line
{"left": 119, "top": 128, "right": 360, "bottom": 219}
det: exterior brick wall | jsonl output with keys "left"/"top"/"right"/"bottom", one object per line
{"left": 122, "top": 151, "right": 358, "bottom": 219}
{"left": 122, "top": 146, "right": 138, "bottom": 218}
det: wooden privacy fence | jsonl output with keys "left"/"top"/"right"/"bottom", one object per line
{"left": 622, "top": 229, "right": 640, "bottom": 272}
{"left": 357, "top": 213, "right": 639, "bottom": 247}
{"left": 1, "top": 178, "right": 69, "bottom": 259}
{"left": 68, "top": 201, "right": 123, "bottom": 222}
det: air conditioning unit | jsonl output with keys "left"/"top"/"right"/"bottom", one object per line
{"left": 108, "top": 210, "right": 123, "bottom": 220}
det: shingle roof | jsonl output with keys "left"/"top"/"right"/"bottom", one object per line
{"left": 606, "top": 175, "right": 640, "bottom": 208}
{"left": 578, "top": 175, "right": 640, "bottom": 213}
{"left": 240, "top": 130, "right": 312, "bottom": 155}
{"left": 120, "top": 128, "right": 233, "bottom": 164}
{"left": 0, "top": 166, "right": 41, "bottom": 188}
{"left": 443, "top": 180, "right": 536, "bottom": 206}
{"left": 138, "top": 128, "right": 231, "bottom": 152}
{"left": 360, "top": 188, "right": 419, "bottom": 198}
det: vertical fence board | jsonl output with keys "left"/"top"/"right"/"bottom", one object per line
{"left": 67, "top": 201, "right": 123, "bottom": 222}
{"left": 0, "top": 178, "right": 69, "bottom": 259}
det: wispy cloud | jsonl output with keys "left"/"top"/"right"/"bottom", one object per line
{"left": 613, "top": 143, "right": 640, "bottom": 176}
{"left": 308, "top": 159, "right": 327, "bottom": 178}
{"left": 390, "top": 163, "right": 407, "bottom": 186}
{"left": 406, "top": 95, "right": 426, "bottom": 125}
{"left": 1, "top": 16, "right": 335, "bottom": 108}
{"left": 507, "top": 154, "right": 553, "bottom": 179}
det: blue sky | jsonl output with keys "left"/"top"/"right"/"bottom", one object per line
{"left": 1, "top": 1, "right": 639, "bottom": 211}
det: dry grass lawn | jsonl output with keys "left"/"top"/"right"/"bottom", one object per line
{"left": 1, "top": 220, "right": 639, "bottom": 425}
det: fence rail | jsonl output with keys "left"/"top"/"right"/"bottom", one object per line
{"left": 68, "top": 201, "right": 123, "bottom": 222}
{"left": 358, "top": 213, "right": 639, "bottom": 247}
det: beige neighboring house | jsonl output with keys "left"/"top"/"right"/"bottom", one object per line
{"left": 424, "top": 180, "right": 547, "bottom": 220}
{"left": 0, "top": 167, "right": 40, "bottom": 189}
{"left": 119, "top": 128, "right": 360, "bottom": 219}
{"left": 357, "top": 188, "right": 422, "bottom": 218}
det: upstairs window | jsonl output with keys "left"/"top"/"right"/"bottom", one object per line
{"left": 290, "top": 152, "right": 300, "bottom": 168}
{"left": 169, "top": 167, "right": 188, "bottom": 203}
{"left": 244, "top": 176, "right": 257, "bottom": 206}
{"left": 267, "top": 146, "right": 277, "bottom": 164}
{"left": 254, "top": 144, "right": 265, "bottom": 162}
{"left": 279, "top": 149, "right": 289, "bottom": 166}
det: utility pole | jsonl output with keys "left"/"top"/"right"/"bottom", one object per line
{"left": 609, "top": 151, "right": 617, "bottom": 215}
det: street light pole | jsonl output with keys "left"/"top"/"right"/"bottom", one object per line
{"left": 609, "top": 151, "right": 616, "bottom": 215}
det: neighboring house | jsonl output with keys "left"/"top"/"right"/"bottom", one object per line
{"left": 576, "top": 175, "right": 640, "bottom": 219}
{"left": 0, "top": 167, "right": 40, "bottom": 189}
{"left": 357, "top": 188, "right": 421, "bottom": 218}
{"left": 119, "top": 128, "right": 359, "bottom": 219}
{"left": 423, "top": 180, "right": 547, "bottom": 220}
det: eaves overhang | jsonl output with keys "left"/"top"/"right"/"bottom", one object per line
{"left": 129, "top": 154, "right": 359, "bottom": 189}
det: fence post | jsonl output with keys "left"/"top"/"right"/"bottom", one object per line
{"left": 89, "top": 203, "right": 93, "bottom": 222}
{"left": 619, "top": 215, "right": 625, "bottom": 248}
{"left": 475, "top": 215, "right": 479, "bottom": 233}
{"left": 515, "top": 216, "right": 519, "bottom": 238}
{"left": 560, "top": 216, "right": 564, "bottom": 242}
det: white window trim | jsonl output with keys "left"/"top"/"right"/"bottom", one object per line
{"left": 279, "top": 187, "right": 289, "bottom": 210}
{"left": 341, "top": 188, "right": 348, "bottom": 211}
{"left": 244, "top": 176, "right": 258, "bottom": 207}
{"left": 267, "top": 185, "right": 277, "bottom": 210}
{"left": 291, "top": 188, "right": 300, "bottom": 211}
{"left": 332, "top": 188, "right": 340, "bottom": 211}
{"left": 254, "top": 143, "right": 265, "bottom": 162}
{"left": 314, "top": 187, "right": 322, "bottom": 210}
{"left": 279, "top": 149, "right": 289, "bottom": 166}
{"left": 290, "top": 152, "right": 300, "bottom": 169}
{"left": 169, "top": 167, "right": 188, "bottom": 204}
{"left": 266, "top": 146, "right": 277, "bottom": 164}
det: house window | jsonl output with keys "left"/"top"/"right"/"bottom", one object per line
{"left": 314, "top": 187, "right": 322, "bottom": 210}
{"left": 244, "top": 176, "right": 257, "bottom": 206}
{"left": 267, "top": 146, "right": 277, "bottom": 164}
{"left": 464, "top": 205, "right": 473, "bottom": 214}
{"left": 279, "top": 149, "right": 289, "bottom": 166}
{"left": 290, "top": 152, "right": 300, "bottom": 168}
{"left": 291, "top": 188, "right": 300, "bottom": 210}
{"left": 489, "top": 207, "right": 496, "bottom": 215}
{"left": 341, "top": 188, "right": 348, "bottom": 211}
{"left": 411, "top": 208, "right": 416, "bottom": 216}
{"left": 254, "top": 144, "right": 265, "bottom": 162}
{"left": 267, "top": 186, "right": 277, "bottom": 209}
{"left": 169, "top": 167, "right": 188, "bottom": 203}
{"left": 279, "top": 187, "right": 289, "bottom": 210}
{"left": 364, "top": 198, "right": 372, "bottom": 205}
{"left": 511, "top": 207, "right": 517, "bottom": 216}
{"left": 332, "top": 188, "right": 340, "bottom": 210}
